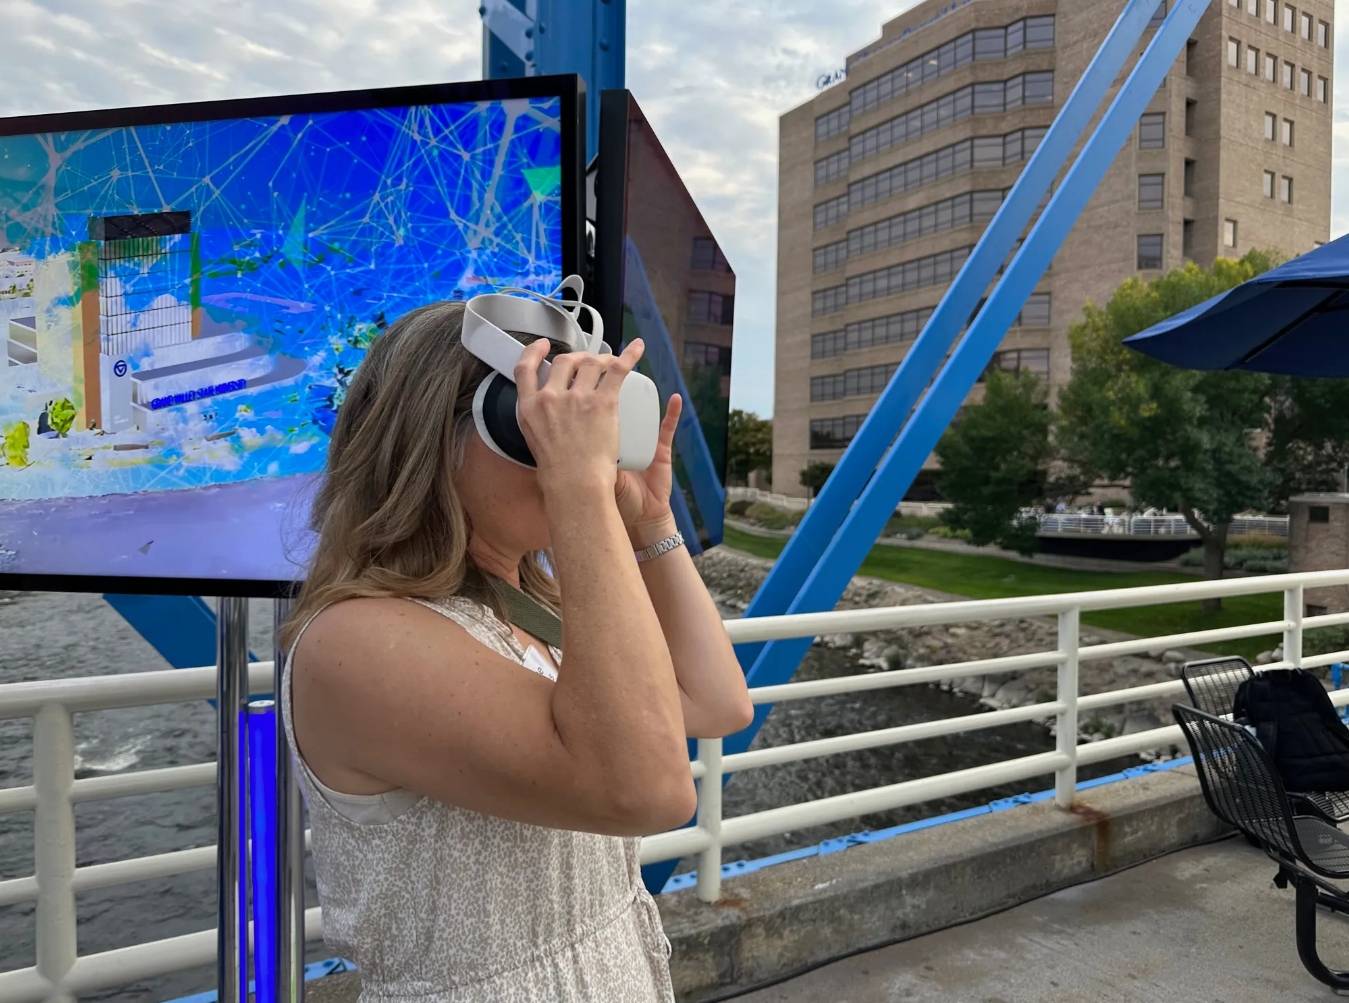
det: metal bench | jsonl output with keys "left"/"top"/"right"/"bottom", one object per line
{"left": 1174, "top": 703, "right": 1349, "bottom": 994}
{"left": 1181, "top": 656, "right": 1349, "bottom": 823}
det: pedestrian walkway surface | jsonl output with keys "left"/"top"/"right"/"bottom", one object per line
{"left": 733, "top": 838, "right": 1347, "bottom": 1002}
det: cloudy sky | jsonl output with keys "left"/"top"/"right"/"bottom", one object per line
{"left": 3, "top": 0, "right": 1348, "bottom": 416}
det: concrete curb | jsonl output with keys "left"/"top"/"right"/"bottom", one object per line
{"left": 299, "top": 770, "right": 1227, "bottom": 1002}
{"left": 657, "top": 766, "right": 1226, "bottom": 1001}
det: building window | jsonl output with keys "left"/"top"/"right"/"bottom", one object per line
{"left": 1283, "top": 60, "right": 1295, "bottom": 90}
{"left": 1247, "top": 46, "right": 1260, "bottom": 74}
{"left": 683, "top": 341, "right": 731, "bottom": 374}
{"left": 1184, "top": 159, "right": 1196, "bottom": 197}
{"left": 815, "top": 105, "right": 851, "bottom": 143}
{"left": 1138, "top": 233, "right": 1164, "bottom": 270}
{"left": 1264, "top": 111, "right": 1278, "bottom": 140}
{"left": 1283, "top": 118, "right": 1294, "bottom": 146}
{"left": 810, "top": 414, "right": 865, "bottom": 449}
{"left": 1283, "top": 4, "right": 1295, "bottom": 33}
{"left": 1318, "top": 20, "right": 1330, "bottom": 47}
{"left": 1300, "top": 68, "right": 1312, "bottom": 97}
{"left": 1151, "top": 0, "right": 1168, "bottom": 26}
{"left": 1265, "top": 0, "right": 1277, "bottom": 23}
{"left": 1227, "top": 37, "right": 1240, "bottom": 67}
{"left": 1318, "top": 76, "right": 1329, "bottom": 103}
{"left": 980, "top": 348, "right": 1051, "bottom": 382}
{"left": 1225, "top": 218, "right": 1238, "bottom": 247}
{"left": 844, "top": 189, "right": 1004, "bottom": 261}
{"left": 1280, "top": 175, "right": 1294, "bottom": 204}
{"left": 1139, "top": 112, "right": 1166, "bottom": 149}
{"left": 1300, "top": 11, "right": 1312, "bottom": 39}
{"left": 691, "top": 237, "right": 730, "bottom": 272}
{"left": 1138, "top": 173, "right": 1165, "bottom": 210}
{"left": 813, "top": 193, "right": 849, "bottom": 230}
{"left": 688, "top": 290, "right": 735, "bottom": 325}
{"left": 1019, "top": 293, "right": 1052, "bottom": 327}
{"left": 1311, "top": 505, "right": 1331, "bottom": 523}
{"left": 814, "top": 150, "right": 850, "bottom": 187}
{"left": 1183, "top": 218, "right": 1196, "bottom": 259}
{"left": 847, "top": 15, "right": 1055, "bottom": 119}
{"left": 1264, "top": 52, "right": 1277, "bottom": 81}
{"left": 1246, "top": 0, "right": 1258, "bottom": 14}
{"left": 1185, "top": 39, "right": 1198, "bottom": 76}
{"left": 813, "top": 240, "right": 848, "bottom": 274}
{"left": 811, "top": 285, "right": 847, "bottom": 317}
{"left": 811, "top": 329, "right": 847, "bottom": 359}
{"left": 1264, "top": 170, "right": 1277, "bottom": 198}
{"left": 848, "top": 71, "right": 1054, "bottom": 169}
{"left": 1185, "top": 99, "right": 1197, "bottom": 136}
{"left": 845, "top": 245, "right": 973, "bottom": 305}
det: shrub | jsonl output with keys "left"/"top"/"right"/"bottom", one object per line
{"left": 1306, "top": 626, "right": 1349, "bottom": 659}
{"left": 744, "top": 502, "right": 801, "bottom": 531}
{"left": 727, "top": 499, "right": 752, "bottom": 517}
{"left": 929, "top": 524, "right": 973, "bottom": 543}
{"left": 885, "top": 514, "right": 942, "bottom": 536}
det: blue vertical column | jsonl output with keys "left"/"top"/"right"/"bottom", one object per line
{"left": 481, "top": 0, "right": 627, "bottom": 160}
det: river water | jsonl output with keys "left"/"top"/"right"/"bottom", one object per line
{"left": 0, "top": 587, "right": 1140, "bottom": 1002}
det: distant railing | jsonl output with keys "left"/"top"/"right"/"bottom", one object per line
{"left": 3, "top": 569, "right": 1348, "bottom": 998}
{"left": 1035, "top": 513, "right": 1289, "bottom": 539}
{"left": 727, "top": 485, "right": 949, "bottom": 518}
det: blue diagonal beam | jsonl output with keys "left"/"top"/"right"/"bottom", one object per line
{"left": 734, "top": 0, "right": 1168, "bottom": 672}
{"left": 643, "top": 0, "right": 1207, "bottom": 893}
{"left": 744, "top": 2, "right": 1209, "bottom": 725}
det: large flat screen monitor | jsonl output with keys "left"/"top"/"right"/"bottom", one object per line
{"left": 593, "top": 89, "right": 733, "bottom": 554}
{"left": 0, "top": 76, "right": 585, "bottom": 595}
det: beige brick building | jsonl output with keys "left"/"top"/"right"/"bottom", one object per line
{"left": 774, "top": 0, "right": 1333, "bottom": 498}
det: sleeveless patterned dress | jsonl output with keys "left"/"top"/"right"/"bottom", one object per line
{"left": 280, "top": 595, "right": 676, "bottom": 1002}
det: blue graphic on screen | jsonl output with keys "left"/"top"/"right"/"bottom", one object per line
{"left": 0, "top": 95, "right": 565, "bottom": 584}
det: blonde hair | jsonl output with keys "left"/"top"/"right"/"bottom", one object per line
{"left": 282, "top": 300, "right": 560, "bottom": 649}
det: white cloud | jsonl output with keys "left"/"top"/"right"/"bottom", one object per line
{"left": 0, "top": 0, "right": 1344, "bottom": 417}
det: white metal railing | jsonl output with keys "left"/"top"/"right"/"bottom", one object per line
{"left": 1034, "top": 513, "right": 1289, "bottom": 539}
{"left": 726, "top": 485, "right": 949, "bottom": 518}
{"left": 638, "top": 568, "right": 1349, "bottom": 903}
{"left": 0, "top": 662, "right": 325, "bottom": 1003}
{"left": 3, "top": 569, "right": 1349, "bottom": 997}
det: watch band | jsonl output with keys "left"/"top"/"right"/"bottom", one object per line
{"left": 634, "top": 531, "right": 685, "bottom": 564}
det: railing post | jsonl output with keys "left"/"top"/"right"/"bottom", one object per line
{"left": 33, "top": 702, "right": 77, "bottom": 1003}
{"left": 216, "top": 597, "right": 249, "bottom": 1003}
{"left": 1285, "top": 585, "right": 1304, "bottom": 669}
{"left": 1055, "top": 607, "right": 1080, "bottom": 808}
{"left": 695, "top": 738, "right": 723, "bottom": 903}
{"left": 274, "top": 596, "right": 306, "bottom": 1003}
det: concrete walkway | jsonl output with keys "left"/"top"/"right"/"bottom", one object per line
{"left": 733, "top": 838, "right": 1345, "bottom": 1002}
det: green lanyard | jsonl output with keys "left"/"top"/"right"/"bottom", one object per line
{"left": 488, "top": 576, "right": 563, "bottom": 651}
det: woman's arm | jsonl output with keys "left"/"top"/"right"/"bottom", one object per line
{"left": 630, "top": 514, "right": 754, "bottom": 739}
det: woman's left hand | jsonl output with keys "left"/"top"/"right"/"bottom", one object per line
{"left": 614, "top": 393, "right": 682, "bottom": 546}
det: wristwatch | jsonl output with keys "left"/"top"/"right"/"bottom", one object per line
{"left": 634, "top": 531, "right": 685, "bottom": 564}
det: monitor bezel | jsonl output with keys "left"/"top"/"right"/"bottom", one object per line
{"left": 0, "top": 74, "right": 586, "bottom": 597}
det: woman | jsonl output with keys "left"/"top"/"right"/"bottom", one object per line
{"left": 281, "top": 299, "right": 753, "bottom": 1002}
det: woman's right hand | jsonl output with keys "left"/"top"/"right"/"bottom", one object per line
{"left": 514, "top": 336, "right": 645, "bottom": 492}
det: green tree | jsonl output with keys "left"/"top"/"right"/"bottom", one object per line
{"left": 1267, "top": 377, "right": 1349, "bottom": 500}
{"left": 728, "top": 409, "right": 772, "bottom": 484}
{"left": 936, "top": 370, "right": 1052, "bottom": 555}
{"left": 3, "top": 421, "right": 30, "bottom": 468}
{"left": 1057, "top": 253, "right": 1281, "bottom": 610}
{"left": 49, "top": 398, "right": 76, "bottom": 437}
{"left": 799, "top": 460, "right": 835, "bottom": 498}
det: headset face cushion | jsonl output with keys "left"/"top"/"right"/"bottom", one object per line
{"left": 476, "top": 373, "right": 536, "bottom": 467}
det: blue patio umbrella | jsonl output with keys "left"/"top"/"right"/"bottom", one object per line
{"left": 1124, "top": 233, "right": 1349, "bottom": 377}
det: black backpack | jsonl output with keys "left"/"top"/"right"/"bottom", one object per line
{"left": 1233, "top": 669, "right": 1349, "bottom": 793}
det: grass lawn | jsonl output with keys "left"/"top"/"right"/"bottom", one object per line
{"left": 721, "top": 525, "right": 1283, "bottom": 662}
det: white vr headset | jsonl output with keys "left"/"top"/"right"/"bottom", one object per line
{"left": 462, "top": 276, "right": 660, "bottom": 471}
